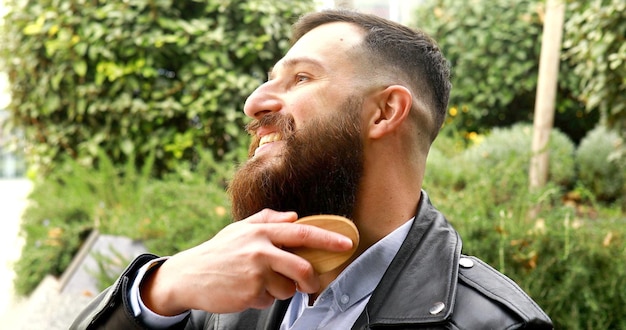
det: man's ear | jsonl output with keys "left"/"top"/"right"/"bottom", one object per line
{"left": 368, "top": 85, "right": 412, "bottom": 139}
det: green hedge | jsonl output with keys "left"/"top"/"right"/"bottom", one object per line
{"left": 14, "top": 151, "right": 233, "bottom": 295}
{"left": 424, "top": 125, "right": 626, "bottom": 329}
{"left": 427, "top": 123, "right": 576, "bottom": 201}
{"left": 413, "top": 0, "right": 598, "bottom": 143}
{"left": 565, "top": 0, "right": 626, "bottom": 133}
{"left": 576, "top": 125, "right": 625, "bottom": 202}
{"left": 464, "top": 124, "right": 576, "bottom": 188}
{"left": 0, "top": 0, "right": 314, "bottom": 175}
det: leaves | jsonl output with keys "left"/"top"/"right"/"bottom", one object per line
{"left": 564, "top": 0, "right": 626, "bottom": 134}
{"left": 0, "top": 0, "right": 315, "bottom": 175}
{"left": 414, "top": 0, "right": 600, "bottom": 143}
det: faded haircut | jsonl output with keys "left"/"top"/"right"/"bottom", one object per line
{"left": 292, "top": 9, "right": 451, "bottom": 142}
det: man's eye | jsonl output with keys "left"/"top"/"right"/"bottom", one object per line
{"left": 295, "top": 74, "right": 309, "bottom": 83}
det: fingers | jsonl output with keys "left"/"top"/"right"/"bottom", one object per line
{"left": 246, "top": 209, "right": 298, "bottom": 224}
{"left": 262, "top": 271, "right": 299, "bottom": 301}
{"left": 266, "top": 222, "right": 354, "bottom": 252}
{"left": 255, "top": 251, "right": 320, "bottom": 299}
{"left": 244, "top": 209, "right": 354, "bottom": 252}
{"left": 269, "top": 250, "right": 320, "bottom": 293}
{"left": 249, "top": 290, "right": 277, "bottom": 310}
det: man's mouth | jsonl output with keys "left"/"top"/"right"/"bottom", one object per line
{"left": 259, "top": 132, "right": 283, "bottom": 147}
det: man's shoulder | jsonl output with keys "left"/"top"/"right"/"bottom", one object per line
{"left": 454, "top": 255, "right": 553, "bottom": 329}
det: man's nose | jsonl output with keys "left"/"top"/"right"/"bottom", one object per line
{"left": 243, "top": 82, "right": 282, "bottom": 120}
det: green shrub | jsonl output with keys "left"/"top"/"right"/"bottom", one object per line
{"left": 462, "top": 124, "right": 575, "bottom": 186}
{"left": 564, "top": 0, "right": 626, "bottom": 134}
{"left": 0, "top": 0, "right": 314, "bottom": 175}
{"left": 576, "top": 125, "right": 626, "bottom": 202}
{"left": 413, "top": 0, "right": 598, "bottom": 143}
{"left": 15, "top": 159, "right": 101, "bottom": 295}
{"left": 425, "top": 125, "right": 626, "bottom": 329}
{"left": 431, "top": 187, "right": 626, "bottom": 330}
{"left": 425, "top": 147, "right": 464, "bottom": 193}
{"left": 427, "top": 123, "right": 576, "bottom": 199}
{"left": 15, "top": 151, "right": 233, "bottom": 296}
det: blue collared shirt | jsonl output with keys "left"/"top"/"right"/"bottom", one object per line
{"left": 280, "top": 218, "right": 413, "bottom": 330}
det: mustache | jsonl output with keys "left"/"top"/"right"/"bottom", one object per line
{"left": 245, "top": 113, "right": 296, "bottom": 156}
{"left": 245, "top": 112, "right": 296, "bottom": 135}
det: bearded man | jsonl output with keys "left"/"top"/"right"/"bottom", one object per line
{"left": 72, "top": 9, "right": 552, "bottom": 330}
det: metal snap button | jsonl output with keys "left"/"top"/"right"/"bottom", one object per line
{"left": 459, "top": 257, "right": 474, "bottom": 268}
{"left": 429, "top": 301, "right": 445, "bottom": 315}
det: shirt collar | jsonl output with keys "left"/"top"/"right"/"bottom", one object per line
{"left": 325, "top": 217, "right": 414, "bottom": 312}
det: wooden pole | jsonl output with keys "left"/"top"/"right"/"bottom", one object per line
{"left": 529, "top": 0, "right": 566, "bottom": 189}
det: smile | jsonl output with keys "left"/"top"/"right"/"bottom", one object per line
{"left": 259, "top": 132, "right": 283, "bottom": 147}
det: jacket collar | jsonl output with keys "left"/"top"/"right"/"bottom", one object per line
{"left": 360, "top": 191, "right": 462, "bottom": 326}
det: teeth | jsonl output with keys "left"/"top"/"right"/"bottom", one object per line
{"left": 259, "top": 133, "right": 283, "bottom": 147}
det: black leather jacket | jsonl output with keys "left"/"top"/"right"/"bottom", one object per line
{"left": 71, "top": 192, "right": 553, "bottom": 329}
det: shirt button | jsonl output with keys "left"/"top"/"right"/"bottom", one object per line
{"left": 340, "top": 294, "right": 350, "bottom": 305}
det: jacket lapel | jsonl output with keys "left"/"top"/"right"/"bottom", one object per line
{"left": 261, "top": 299, "right": 291, "bottom": 330}
{"left": 355, "top": 192, "right": 462, "bottom": 328}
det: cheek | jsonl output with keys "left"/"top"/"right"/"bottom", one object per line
{"left": 284, "top": 101, "right": 311, "bottom": 129}
{"left": 286, "top": 98, "right": 339, "bottom": 130}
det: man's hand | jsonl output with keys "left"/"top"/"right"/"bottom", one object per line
{"left": 140, "top": 209, "right": 354, "bottom": 315}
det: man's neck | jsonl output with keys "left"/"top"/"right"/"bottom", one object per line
{"left": 308, "top": 192, "right": 420, "bottom": 304}
{"left": 304, "top": 154, "right": 423, "bottom": 302}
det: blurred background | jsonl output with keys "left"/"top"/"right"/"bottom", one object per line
{"left": 0, "top": 0, "right": 624, "bottom": 329}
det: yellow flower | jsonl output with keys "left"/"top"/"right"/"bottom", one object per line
{"left": 215, "top": 206, "right": 227, "bottom": 216}
{"left": 449, "top": 107, "right": 458, "bottom": 117}
{"left": 48, "top": 25, "right": 59, "bottom": 37}
{"left": 466, "top": 132, "right": 485, "bottom": 145}
{"left": 48, "top": 227, "right": 63, "bottom": 239}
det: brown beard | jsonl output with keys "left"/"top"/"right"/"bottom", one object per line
{"left": 228, "top": 97, "right": 364, "bottom": 221}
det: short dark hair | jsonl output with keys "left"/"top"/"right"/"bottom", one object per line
{"left": 292, "top": 9, "right": 451, "bottom": 141}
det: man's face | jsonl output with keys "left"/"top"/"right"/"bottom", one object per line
{"left": 228, "top": 23, "right": 368, "bottom": 220}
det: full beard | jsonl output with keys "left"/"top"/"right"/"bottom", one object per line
{"left": 228, "top": 97, "right": 364, "bottom": 221}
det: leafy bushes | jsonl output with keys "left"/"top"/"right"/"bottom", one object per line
{"left": 576, "top": 126, "right": 625, "bottom": 202}
{"left": 427, "top": 124, "right": 576, "bottom": 200}
{"left": 565, "top": 0, "right": 626, "bottom": 133}
{"left": 0, "top": 0, "right": 314, "bottom": 175}
{"left": 461, "top": 124, "right": 576, "bottom": 187}
{"left": 413, "top": 0, "right": 598, "bottom": 143}
{"left": 424, "top": 125, "right": 626, "bottom": 329}
{"left": 415, "top": 0, "right": 626, "bottom": 142}
{"left": 14, "top": 152, "right": 233, "bottom": 295}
